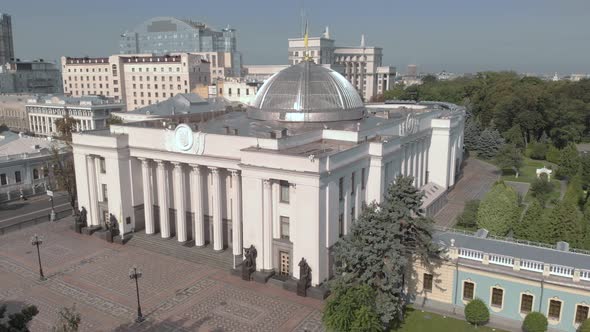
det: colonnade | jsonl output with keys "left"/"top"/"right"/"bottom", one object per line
{"left": 138, "top": 158, "right": 243, "bottom": 257}
{"left": 400, "top": 137, "right": 429, "bottom": 188}
{"left": 29, "top": 114, "right": 96, "bottom": 135}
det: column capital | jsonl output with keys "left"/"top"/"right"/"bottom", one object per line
{"left": 171, "top": 161, "right": 183, "bottom": 168}
{"left": 209, "top": 166, "right": 219, "bottom": 175}
{"left": 154, "top": 159, "right": 166, "bottom": 166}
{"left": 263, "top": 179, "right": 272, "bottom": 187}
{"left": 229, "top": 169, "right": 240, "bottom": 176}
{"left": 86, "top": 155, "right": 95, "bottom": 162}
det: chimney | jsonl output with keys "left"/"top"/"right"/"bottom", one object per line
{"left": 556, "top": 241, "right": 570, "bottom": 252}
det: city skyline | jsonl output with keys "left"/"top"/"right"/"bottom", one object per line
{"left": 3, "top": 0, "right": 590, "bottom": 75}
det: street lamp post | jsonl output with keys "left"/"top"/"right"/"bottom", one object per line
{"left": 30, "top": 234, "right": 45, "bottom": 280}
{"left": 129, "top": 265, "right": 144, "bottom": 323}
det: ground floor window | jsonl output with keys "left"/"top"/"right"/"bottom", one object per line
{"left": 520, "top": 294, "right": 533, "bottom": 314}
{"left": 463, "top": 281, "right": 474, "bottom": 300}
{"left": 491, "top": 287, "right": 503, "bottom": 308}
{"left": 0, "top": 173, "right": 6, "bottom": 185}
{"left": 279, "top": 251, "right": 289, "bottom": 276}
{"left": 15, "top": 171, "right": 21, "bottom": 183}
{"left": 423, "top": 273, "right": 433, "bottom": 292}
{"left": 576, "top": 305, "right": 589, "bottom": 324}
{"left": 548, "top": 299, "right": 562, "bottom": 320}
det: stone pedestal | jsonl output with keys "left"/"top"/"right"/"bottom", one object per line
{"left": 253, "top": 270, "right": 275, "bottom": 283}
{"left": 82, "top": 226, "right": 101, "bottom": 235}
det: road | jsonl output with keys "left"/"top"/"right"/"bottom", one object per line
{"left": 0, "top": 192, "right": 71, "bottom": 227}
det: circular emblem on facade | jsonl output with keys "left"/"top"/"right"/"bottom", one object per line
{"left": 174, "top": 124, "right": 194, "bottom": 151}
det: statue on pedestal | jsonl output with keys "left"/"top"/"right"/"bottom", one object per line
{"left": 79, "top": 207, "right": 87, "bottom": 228}
{"left": 242, "top": 245, "right": 257, "bottom": 281}
{"left": 297, "top": 258, "right": 311, "bottom": 297}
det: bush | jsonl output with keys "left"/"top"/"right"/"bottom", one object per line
{"left": 522, "top": 312, "right": 547, "bottom": 332}
{"left": 456, "top": 200, "right": 480, "bottom": 230}
{"left": 464, "top": 298, "right": 489, "bottom": 326}
{"left": 546, "top": 145, "right": 560, "bottom": 164}
{"left": 323, "top": 284, "right": 382, "bottom": 332}
{"left": 579, "top": 318, "right": 590, "bottom": 332}
{"left": 529, "top": 142, "right": 548, "bottom": 160}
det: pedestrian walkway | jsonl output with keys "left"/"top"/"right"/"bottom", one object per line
{"left": 434, "top": 158, "right": 500, "bottom": 227}
{"left": 126, "top": 231, "right": 234, "bottom": 270}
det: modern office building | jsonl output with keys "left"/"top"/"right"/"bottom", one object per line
{"left": 61, "top": 53, "right": 211, "bottom": 110}
{"left": 0, "top": 60, "right": 62, "bottom": 94}
{"left": 288, "top": 28, "right": 396, "bottom": 101}
{"left": 0, "top": 14, "right": 14, "bottom": 65}
{"left": 71, "top": 61, "right": 464, "bottom": 292}
{"left": 0, "top": 131, "right": 69, "bottom": 202}
{"left": 26, "top": 95, "right": 125, "bottom": 136}
{"left": 119, "top": 17, "right": 242, "bottom": 77}
{"left": 0, "top": 94, "right": 32, "bottom": 132}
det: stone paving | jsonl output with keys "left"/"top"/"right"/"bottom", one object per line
{"left": 0, "top": 220, "right": 324, "bottom": 331}
{"left": 434, "top": 158, "right": 500, "bottom": 227}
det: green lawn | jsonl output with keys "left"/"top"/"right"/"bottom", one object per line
{"left": 499, "top": 157, "right": 556, "bottom": 184}
{"left": 393, "top": 308, "right": 506, "bottom": 332}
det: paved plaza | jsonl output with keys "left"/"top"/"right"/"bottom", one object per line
{"left": 434, "top": 158, "right": 500, "bottom": 227}
{"left": 0, "top": 220, "right": 324, "bottom": 331}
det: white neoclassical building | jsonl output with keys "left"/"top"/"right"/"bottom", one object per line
{"left": 72, "top": 61, "right": 464, "bottom": 287}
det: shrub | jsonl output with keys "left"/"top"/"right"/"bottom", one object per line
{"left": 546, "top": 145, "right": 560, "bottom": 164}
{"left": 522, "top": 312, "right": 548, "bottom": 332}
{"left": 456, "top": 200, "right": 480, "bottom": 230}
{"left": 529, "top": 142, "right": 548, "bottom": 160}
{"left": 579, "top": 318, "right": 590, "bottom": 332}
{"left": 464, "top": 298, "right": 489, "bottom": 326}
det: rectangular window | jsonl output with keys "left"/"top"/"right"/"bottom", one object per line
{"left": 14, "top": 171, "right": 21, "bottom": 183}
{"left": 339, "top": 177, "right": 344, "bottom": 201}
{"left": 361, "top": 168, "right": 366, "bottom": 190}
{"left": 338, "top": 213, "right": 344, "bottom": 238}
{"left": 351, "top": 172, "right": 355, "bottom": 195}
{"left": 99, "top": 157, "right": 106, "bottom": 174}
{"left": 351, "top": 206, "right": 355, "bottom": 221}
{"left": 520, "top": 294, "right": 533, "bottom": 314}
{"left": 279, "top": 180, "right": 289, "bottom": 203}
{"left": 101, "top": 184, "right": 108, "bottom": 202}
{"left": 0, "top": 173, "right": 6, "bottom": 185}
{"left": 423, "top": 273, "right": 433, "bottom": 291}
{"left": 548, "top": 300, "right": 561, "bottom": 320}
{"left": 463, "top": 282, "right": 474, "bottom": 300}
{"left": 576, "top": 305, "right": 589, "bottom": 324}
{"left": 280, "top": 216, "right": 290, "bottom": 240}
{"left": 491, "top": 288, "right": 503, "bottom": 308}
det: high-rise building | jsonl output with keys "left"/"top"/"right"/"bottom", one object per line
{"left": 0, "top": 59, "right": 62, "bottom": 94}
{"left": 288, "top": 28, "right": 396, "bottom": 101}
{"left": 0, "top": 13, "right": 14, "bottom": 65}
{"left": 61, "top": 53, "right": 211, "bottom": 110}
{"left": 119, "top": 17, "right": 242, "bottom": 77}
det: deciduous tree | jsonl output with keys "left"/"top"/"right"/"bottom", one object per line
{"left": 496, "top": 144, "right": 523, "bottom": 178}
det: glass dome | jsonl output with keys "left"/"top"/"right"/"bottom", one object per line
{"left": 247, "top": 61, "right": 365, "bottom": 122}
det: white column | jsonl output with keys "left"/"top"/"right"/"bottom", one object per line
{"left": 413, "top": 141, "right": 419, "bottom": 187}
{"left": 421, "top": 139, "right": 427, "bottom": 186}
{"left": 173, "top": 162, "right": 187, "bottom": 242}
{"left": 230, "top": 169, "right": 242, "bottom": 258}
{"left": 156, "top": 160, "right": 170, "bottom": 238}
{"left": 211, "top": 167, "right": 223, "bottom": 251}
{"left": 190, "top": 165, "right": 205, "bottom": 246}
{"left": 262, "top": 179, "right": 273, "bottom": 270}
{"left": 416, "top": 139, "right": 423, "bottom": 187}
{"left": 86, "top": 156, "right": 100, "bottom": 226}
{"left": 401, "top": 144, "right": 406, "bottom": 176}
{"left": 140, "top": 158, "right": 155, "bottom": 234}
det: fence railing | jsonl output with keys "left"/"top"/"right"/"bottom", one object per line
{"left": 0, "top": 208, "right": 72, "bottom": 235}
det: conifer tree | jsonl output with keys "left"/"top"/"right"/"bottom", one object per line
{"left": 513, "top": 199, "right": 546, "bottom": 242}
{"left": 477, "top": 182, "right": 519, "bottom": 235}
{"left": 547, "top": 199, "right": 583, "bottom": 246}
{"left": 476, "top": 128, "right": 504, "bottom": 159}
{"left": 558, "top": 143, "right": 581, "bottom": 179}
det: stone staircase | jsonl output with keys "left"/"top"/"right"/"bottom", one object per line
{"left": 126, "top": 232, "right": 233, "bottom": 270}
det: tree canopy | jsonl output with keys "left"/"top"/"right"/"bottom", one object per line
{"left": 476, "top": 182, "right": 519, "bottom": 235}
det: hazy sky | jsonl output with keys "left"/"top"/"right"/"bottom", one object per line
{"left": 3, "top": 0, "right": 590, "bottom": 74}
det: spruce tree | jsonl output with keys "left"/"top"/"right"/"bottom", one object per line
{"left": 547, "top": 199, "right": 583, "bottom": 247}
{"left": 476, "top": 128, "right": 505, "bottom": 159}
{"left": 558, "top": 143, "right": 581, "bottom": 179}
{"left": 477, "top": 182, "right": 519, "bottom": 235}
{"left": 513, "top": 199, "right": 546, "bottom": 242}
{"left": 463, "top": 115, "right": 482, "bottom": 151}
